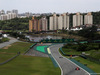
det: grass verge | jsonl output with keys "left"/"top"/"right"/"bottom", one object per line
{"left": 73, "top": 57, "right": 100, "bottom": 73}
{"left": 0, "top": 42, "right": 33, "bottom": 54}
{"left": 0, "top": 42, "right": 61, "bottom": 75}
{"left": 0, "top": 55, "right": 60, "bottom": 75}
{"left": 59, "top": 49, "right": 100, "bottom": 73}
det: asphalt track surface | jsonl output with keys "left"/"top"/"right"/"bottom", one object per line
{"left": 49, "top": 44, "right": 90, "bottom": 75}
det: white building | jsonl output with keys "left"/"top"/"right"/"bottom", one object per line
{"left": 41, "top": 17, "right": 48, "bottom": 31}
{"left": 49, "top": 16, "right": 54, "bottom": 30}
{"left": 0, "top": 13, "right": 17, "bottom": 20}
{"left": 63, "top": 13, "right": 69, "bottom": 30}
{"left": 6, "top": 11, "right": 11, "bottom": 14}
{"left": 58, "top": 15, "right": 63, "bottom": 30}
{"left": 73, "top": 12, "right": 83, "bottom": 27}
{"left": 0, "top": 15, "right": 7, "bottom": 20}
{"left": 12, "top": 9, "right": 18, "bottom": 17}
{"left": 58, "top": 13, "right": 69, "bottom": 30}
{"left": 53, "top": 14, "right": 58, "bottom": 30}
{"left": 84, "top": 12, "right": 93, "bottom": 25}
{"left": 7, "top": 13, "right": 17, "bottom": 20}
{"left": 0, "top": 10, "right": 5, "bottom": 15}
{"left": 49, "top": 13, "right": 69, "bottom": 30}
{"left": 49, "top": 14, "right": 58, "bottom": 30}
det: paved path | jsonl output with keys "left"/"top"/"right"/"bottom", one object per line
{"left": 0, "top": 37, "right": 18, "bottom": 48}
{"left": 49, "top": 44, "right": 90, "bottom": 75}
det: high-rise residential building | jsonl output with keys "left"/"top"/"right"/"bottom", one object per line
{"left": 49, "top": 16, "right": 54, "bottom": 30}
{"left": 29, "top": 16, "right": 48, "bottom": 32}
{"left": 40, "top": 17, "right": 48, "bottom": 31}
{"left": 12, "top": 9, "right": 18, "bottom": 17}
{"left": 49, "top": 13, "right": 58, "bottom": 30}
{"left": 73, "top": 12, "right": 83, "bottom": 27}
{"left": 0, "top": 15, "right": 7, "bottom": 20}
{"left": 58, "top": 15, "right": 63, "bottom": 30}
{"left": 50, "top": 13, "right": 69, "bottom": 30}
{"left": 0, "top": 10, "right": 5, "bottom": 15}
{"left": 29, "top": 17, "right": 34, "bottom": 32}
{"left": 6, "top": 11, "right": 11, "bottom": 14}
{"left": 6, "top": 13, "right": 17, "bottom": 20}
{"left": 84, "top": 12, "right": 93, "bottom": 25}
{"left": 53, "top": 14, "right": 58, "bottom": 30}
{"left": 0, "top": 10, "right": 17, "bottom": 21}
{"left": 62, "top": 13, "right": 69, "bottom": 30}
{"left": 29, "top": 19, "right": 34, "bottom": 32}
{"left": 0, "top": 11, "right": 1, "bottom": 15}
{"left": 33, "top": 19, "right": 39, "bottom": 31}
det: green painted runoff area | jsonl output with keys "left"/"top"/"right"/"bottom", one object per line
{"left": 36, "top": 46, "right": 48, "bottom": 53}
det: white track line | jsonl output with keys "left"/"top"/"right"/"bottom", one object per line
{"left": 49, "top": 47, "right": 63, "bottom": 75}
{"left": 57, "top": 46, "right": 90, "bottom": 75}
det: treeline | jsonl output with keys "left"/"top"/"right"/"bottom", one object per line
{"left": 0, "top": 17, "right": 31, "bottom": 31}
{"left": 0, "top": 11, "right": 100, "bottom": 31}
{"left": 63, "top": 43, "right": 100, "bottom": 52}
{"left": 92, "top": 11, "right": 100, "bottom": 25}
{"left": 68, "top": 25, "right": 100, "bottom": 40}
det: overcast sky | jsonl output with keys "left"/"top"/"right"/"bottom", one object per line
{"left": 0, "top": 0, "right": 100, "bottom": 13}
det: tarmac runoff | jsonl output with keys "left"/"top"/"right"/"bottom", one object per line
{"left": 48, "top": 44, "right": 90, "bottom": 75}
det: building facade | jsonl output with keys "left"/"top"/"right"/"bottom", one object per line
{"left": 29, "top": 19, "right": 34, "bottom": 32}
{"left": 50, "top": 13, "right": 69, "bottom": 30}
{"left": 58, "top": 15, "right": 63, "bottom": 30}
{"left": 29, "top": 17, "right": 48, "bottom": 32}
{"left": 63, "top": 13, "right": 69, "bottom": 30}
{"left": 0, "top": 10, "right": 17, "bottom": 21}
{"left": 84, "top": 12, "right": 93, "bottom": 25}
{"left": 49, "top": 14, "right": 58, "bottom": 30}
{"left": 49, "top": 16, "right": 54, "bottom": 30}
{"left": 73, "top": 12, "right": 83, "bottom": 27}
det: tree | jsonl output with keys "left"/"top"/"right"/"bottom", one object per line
{"left": 78, "top": 25, "right": 98, "bottom": 40}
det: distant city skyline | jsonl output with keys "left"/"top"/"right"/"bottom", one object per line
{"left": 0, "top": 0, "right": 100, "bottom": 13}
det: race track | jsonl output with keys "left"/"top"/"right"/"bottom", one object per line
{"left": 49, "top": 44, "right": 90, "bottom": 75}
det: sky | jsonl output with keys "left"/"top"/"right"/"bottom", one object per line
{"left": 0, "top": 0, "right": 100, "bottom": 13}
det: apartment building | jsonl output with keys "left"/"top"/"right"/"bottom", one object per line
{"left": 73, "top": 12, "right": 83, "bottom": 27}
{"left": 29, "top": 16, "right": 48, "bottom": 32}
{"left": 84, "top": 12, "right": 93, "bottom": 25}
{"left": 50, "top": 13, "right": 69, "bottom": 30}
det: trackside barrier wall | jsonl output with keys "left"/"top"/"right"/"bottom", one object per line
{"left": 30, "top": 43, "right": 37, "bottom": 49}
{"left": 60, "top": 47, "right": 66, "bottom": 56}
{"left": 24, "top": 43, "right": 37, "bottom": 54}
{"left": 40, "top": 39, "right": 74, "bottom": 43}
{"left": 60, "top": 45, "right": 97, "bottom": 75}
{"left": 0, "top": 54, "right": 20, "bottom": 65}
{"left": 69, "top": 59, "right": 97, "bottom": 75}
{"left": 34, "top": 44, "right": 59, "bottom": 67}
{"left": 60, "top": 47, "right": 77, "bottom": 56}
